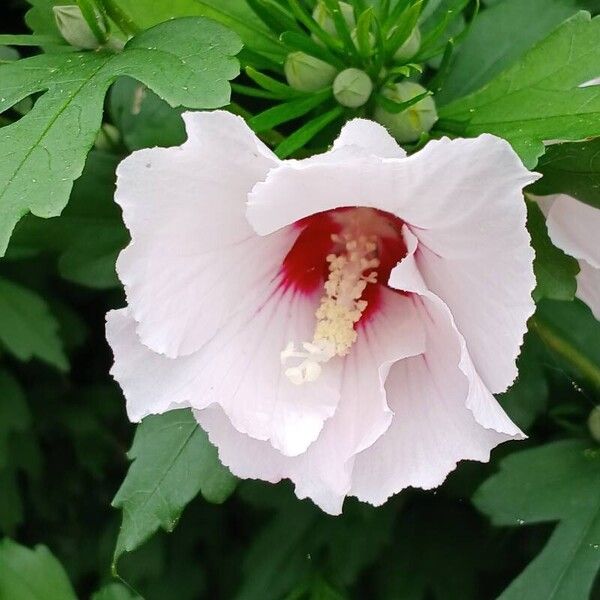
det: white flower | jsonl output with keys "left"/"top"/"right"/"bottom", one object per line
{"left": 106, "top": 111, "right": 538, "bottom": 514}
{"left": 539, "top": 194, "right": 600, "bottom": 319}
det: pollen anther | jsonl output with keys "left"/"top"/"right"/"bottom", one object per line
{"left": 281, "top": 233, "right": 379, "bottom": 385}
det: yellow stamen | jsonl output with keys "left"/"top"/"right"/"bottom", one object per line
{"left": 281, "top": 233, "right": 379, "bottom": 385}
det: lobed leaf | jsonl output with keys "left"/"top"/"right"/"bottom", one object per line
{"left": 0, "top": 17, "right": 241, "bottom": 255}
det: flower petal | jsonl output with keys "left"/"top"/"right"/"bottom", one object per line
{"left": 350, "top": 235, "right": 523, "bottom": 506}
{"left": 577, "top": 261, "right": 600, "bottom": 320}
{"left": 115, "top": 110, "right": 281, "bottom": 358}
{"left": 543, "top": 193, "right": 600, "bottom": 319}
{"left": 544, "top": 193, "right": 600, "bottom": 269}
{"left": 195, "top": 285, "right": 426, "bottom": 514}
{"left": 106, "top": 308, "right": 191, "bottom": 421}
{"left": 332, "top": 118, "right": 407, "bottom": 158}
{"left": 247, "top": 134, "right": 537, "bottom": 392}
{"left": 107, "top": 272, "right": 344, "bottom": 457}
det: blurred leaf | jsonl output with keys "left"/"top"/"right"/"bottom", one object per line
{"left": 0, "top": 370, "right": 30, "bottom": 469}
{"left": 0, "top": 277, "right": 68, "bottom": 370}
{"left": 236, "top": 502, "right": 317, "bottom": 600}
{"left": 0, "top": 17, "right": 241, "bottom": 255}
{"left": 529, "top": 139, "right": 600, "bottom": 209}
{"left": 527, "top": 201, "right": 579, "bottom": 302}
{"left": 533, "top": 299, "right": 600, "bottom": 390}
{"left": 497, "top": 334, "right": 549, "bottom": 431}
{"left": 0, "top": 538, "right": 77, "bottom": 600}
{"left": 0, "top": 469, "right": 23, "bottom": 535}
{"left": 474, "top": 440, "right": 600, "bottom": 599}
{"left": 112, "top": 409, "right": 236, "bottom": 564}
{"left": 92, "top": 582, "right": 140, "bottom": 600}
{"left": 109, "top": 77, "right": 187, "bottom": 151}
{"left": 439, "top": 12, "right": 600, "bottom": 167}
{"left": 437, "top": 0, "right": 595, "bottom": 104}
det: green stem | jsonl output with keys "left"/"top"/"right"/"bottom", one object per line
{"left": 531, "top": 318, "right": 600, "bottom": 390}
{"left": 98, "top": 0, "right": 141, "bottom": 35}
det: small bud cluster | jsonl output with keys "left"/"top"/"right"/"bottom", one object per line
{"left": 274, "top": 0, "right": 439, "bottom": 142}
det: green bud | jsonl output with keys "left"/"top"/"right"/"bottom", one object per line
{"left": 53, "top": 5, "right": 106, "bottom": 50}
{"left": 393, "top": 27, "right": 421, "bottom": 62}
{"left": 284, "top": 52, "right": 338, "bottom": 92}
{"left": 374, "top": 82, "right": 437, "bottom": 143}
{"left": 588, "top": 406, "right": 600, "bottom": 443}
{"left": 333, "top": 68, "right": 373, "bottom": 108}
{"left": 312, "top": 1, "right": 355, "bottom": 38}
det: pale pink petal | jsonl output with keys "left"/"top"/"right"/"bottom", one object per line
{"left": 545, "top": 194, "right": 600, "bottom": 269}
{"left": 195, "top": 286, "right": 426, "bottom": 514}
{"left": 106, "top": 308, "right": 192, "bottom": 421}
{"left": 332, "top": 118, "right": 407, "bottom": 158}
{"left": 247, "top": 133, "right": 537, "bottom": 392}
{"left": 349, "top": 232, "right": 523, "bottom": 506}
{"left": 115, "top": 110, "right": 283, "bottom": 358}
{"left": 577, "top": 262, "right": 600, "bottom": 320}
{"left": 107, "top": 272, "right": 344, "bottom": 456}
{"left": 543, "top": 193, "right": 600, "bottom": 319}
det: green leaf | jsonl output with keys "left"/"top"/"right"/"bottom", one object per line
{"left": 474, "top": 440, "right": 600, "bottom": 600}
{"left": 92, "top": 582, "right": 140, "bottom": 600}
{"left": 112, "top": 409, "right": 237, "bottom": 564}
{"left": 109, "top": 77, "right": 187, "bottom": 151}
{"left": 533, "top": 299, "right": 600, "bottom": 390}
{"left": 10, "top": 151, "right": 127, "bottom": 289}
{"left": 437, "top": 0, "right": 595, "bottom": 104}
{"left": 275, "top": 106, "right": 344, "bottom": 158}
{"left": 439, "top": 12, "right": 600, "bottom": 167}
{"left": 0, "top": 538, "right": 77, "bottom": 600}
{"left": 0, "top": 278, "right": 68, "bottom": 370}
{"left": 0, "top": 17, "right": 241, "bottom": 255}
{"left": 249, "top": 89, "right": 332, "bottom": 132}
{"left": 529, "top": 139, "right": 600, "bottom": 209}
{"left": 496, "top": 334, "right": 548, "bottom": 431}
{"left": 527, "top": 201, "right": 579, "bottom": 301}
{"left": 114, "top": 0, "right": 284, "bottom": 60}
{"left": 0, "top": 371, "right": 30, "bottom": 469}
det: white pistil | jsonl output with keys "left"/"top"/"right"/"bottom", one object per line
{"left": 281, "top": 233, "right": 379, "bottom": 385}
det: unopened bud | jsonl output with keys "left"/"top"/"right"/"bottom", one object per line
{"left": 53, "top": 5, "right": 106, "bottom": 50}
{"left": 312, "top": 1, "right": 355, "bottom": 38}
{"left": 333, "top": 68, "right": 373, "bottom": 108}
{"left": 393, "top": 27, "right": 421, "bottom": 62}
{"left": 374, "top": 82, "right": 437, "bottom": 142}
{"left": 284, "top": 52, "right": 337, "bottom": 92}
{"left": 588, "top": 406, "right": 600, "bottom": 443}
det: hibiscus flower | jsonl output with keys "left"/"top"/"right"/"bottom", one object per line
{"left": 539, "top": 193, "right": 600, "bottom": 320}
{"left": 107, "top": 111, "right": 538, "bottom": 514}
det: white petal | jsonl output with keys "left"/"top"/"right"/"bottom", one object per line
{"left": 115, "top": 110, "right": 281, "bottom": 358}
{"left": 350, "top": 237, "right": 523, "bottom": 506}
{"left": 577, "top": 261, "right": 600, "bottom": 320}
{"left": 107, "top": 276, "right": 343, "bottom": 456}
{"left": 247, "top": 134, "right": 537, "bottom": 393}
{"left": 106, "top": 308, "right": 192, "bottom": 421}
{"left": 332, "top": 118, "right": 407, "bottom": 158}
{"left": 544, "top": 193, "right": 600, "bottom": 319}
{"left": 194, "top": 286, "right": 426, "bottom": 514}
{"left": 545, "top": 194, "right": 600, "bottom": 269}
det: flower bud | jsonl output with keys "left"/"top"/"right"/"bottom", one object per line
{"left": 284, "top": 52, "right": 338, "bottom": 92}
{"left": 53, "top": 5, "right": 106, "bottom": 50}
{"left": 333, "top": 68, "right": 373, "bottom": 108}
{"left": 374, "top": 81, "right": 437, "bottom": 143}
{"left": 393, "top": 27, "right": 421, "bottom": 62}
{"left": 312, "top": 0, "right": 355, "bottom": 38}
{"left": 588, "top": 406, "right": 600, "bottom": 443}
